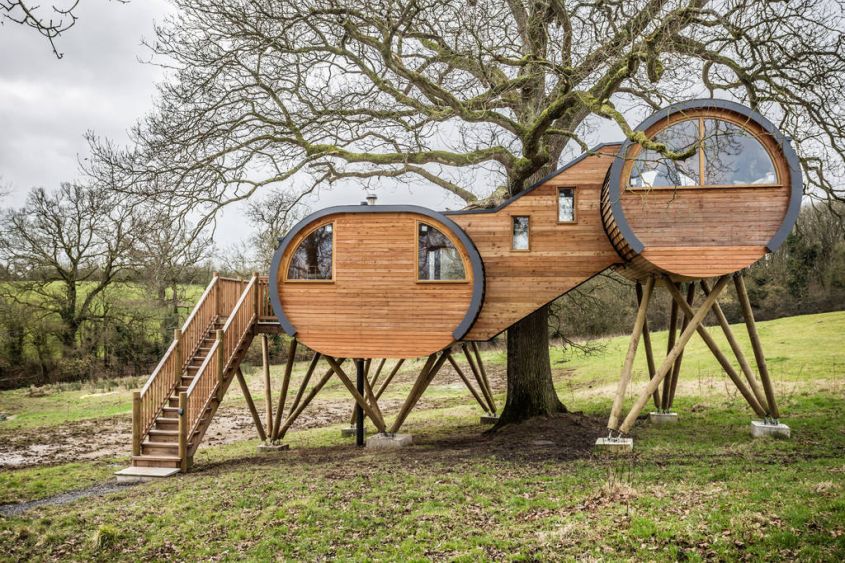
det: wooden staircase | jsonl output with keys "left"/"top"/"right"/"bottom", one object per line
{"left": 125, "top": 273, "right": 278, "bottom": 474}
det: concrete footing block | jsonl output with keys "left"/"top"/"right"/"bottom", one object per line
{"left": 649, "top": 412, "right": 679, "bottom": 425}
{"left": 750, "top": 420, "right": 791, "bottom": 439}
{"left": 480, "top": 414, "right": 499, "bottom": 425}
{"left": 594, "top": 437, "right": 634, "bottom": 453}
{"left": 257, "top": 443, "right": 290, "bottom": 452}
{"left": 366, "top": 433, "right": 413, "bottom": 449}
{"left": 114, "top": 466, "right": 180, "bottom": 482}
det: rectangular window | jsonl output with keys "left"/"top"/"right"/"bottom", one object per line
{"left": 558, "top": 188, "right": 576, "bottom": 223}
{"left": 512, "top": 216, "right": 530, "bottom": 251}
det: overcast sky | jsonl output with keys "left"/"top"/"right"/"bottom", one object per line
{"left": 0, "top": 1, "right": 622, "bottom": 248}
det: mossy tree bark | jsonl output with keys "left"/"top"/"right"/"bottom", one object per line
{"left": 494, "top": 304, "right": 567, "bottom": 428}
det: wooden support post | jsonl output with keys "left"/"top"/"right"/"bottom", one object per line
{"left": 173, "top": 328, "right": 183, "bottom": 379}
{"left": 362, "top": 365, "right": 385, "bottom": 428}
{"left": 215, "top": 329, "right": 225, "bottom": 401}
{"left": 325, "top": 356, "right": 387, "bottom": 433}
{"left": 236, "top": 367, "right": 266, "bottom": 441}
{"left": 700, "top": 279, "right": 770, "bottom": 413}
{"left": 636, "top": 282, "right": 661, "bottom": 410}
{"left": 132, "top": 391, "right": 141, "bottom": 457}
{"left": 663, "top": 279, "right": 767, "bottom": 417}
{"left": 390, "top": 352, "right": 449, "bottom": 434}
{"left": 375, "top": 359, "right": 404, "bottom": 401}
{"left": 446, "top": 351, "right": 489, "bottom": 412}
{"left": 471, "top": 342, "right": 495, "bottom": 413}
{"left": 371, "top": 358, "right": 387, "bottom": 389}
{"left": 178, "top": 391, "right": 188, "bottom": 473}
{"left": 462, "top": 343, "right": 495, "bottom": 414}
{"left": 608, "top": 276, "right": 655, "bottom": 430}
{"left": 212, "top": 271, "right": 220, "bottom": 317}
{"left": 276, "top": 359, "right": 342, "bottom": 440}
{"left": 617, "top": 275, "right": 731, "bottom": 434}
{"left": 667, "top": 283, "right": 695, "bottom": 410}
{"left": 261, "top": 334, "right": 273, "bottom": 438}
{"left": 271, "top": 338, "right": 297, "bottom": 440}
{"left": 735, "top": 273, "right": 780, "bottom": 419}
{"left": 661, "top": 290, "right": 680, "bottom": 410}
{"left": 288, "top": 352, "right": 321, "bottom": 417}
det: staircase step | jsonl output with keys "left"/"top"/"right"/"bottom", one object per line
{"left": 148, "top": 429, "right": 179, "bottom": 443}
{"left": 167, "top": 396, "right": 180, "bottom": 407}
{"left": 155, "top": 417, "right": 178, "bottom": 430}
{"left": 115, "top": 466, "right": 180, "bottom": 482}
{"left": 142, "top": 441, "right": 178, "bottom": 456}
{"left": 161, "top": 407, "right": 179, "bottom": 418}
{"left": 132, "top": 455, "right": 181, "bottom": 469}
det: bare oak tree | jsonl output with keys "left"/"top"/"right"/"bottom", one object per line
{"left": 0, "top": 183, "right": 144, "bottom": 354}
{"left": 88, "top": 0, "right": 845, "bottom": 424}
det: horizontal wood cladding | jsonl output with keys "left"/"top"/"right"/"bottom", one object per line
{"left": 278, "top": 212, "right": 474, "bottom": 358}
{"left": 450, "top": 146, "right": 622, "bottom": 340}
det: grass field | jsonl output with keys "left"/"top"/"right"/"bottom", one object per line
{"left": 0, "top": 311, "right": 844, "bottom": 560}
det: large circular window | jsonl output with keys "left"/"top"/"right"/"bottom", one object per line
{"left": 628, "top": 117, "right": 778, "bottom": 189}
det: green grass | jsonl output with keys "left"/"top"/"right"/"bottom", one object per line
{"left": 1, "top": 311, "right": 844, "bottom": 560}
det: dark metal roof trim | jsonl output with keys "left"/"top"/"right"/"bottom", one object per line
{"left": 444, "top": 142, "right": 621, "bottom": 216}
{"left": 268, "top": 204, "right": 486, "bottom": 341}
{"left": 605, "top": 98, "right": 803, "bottom": 256}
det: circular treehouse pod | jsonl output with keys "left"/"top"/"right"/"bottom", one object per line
{"left": 269, "top": 205, "right": 484, "bottom": 359}
{"left": 601, "top": 99, "right": 802, "bottom": 281}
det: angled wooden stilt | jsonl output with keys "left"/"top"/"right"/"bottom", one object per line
{"left": 445, "top": 351, "right": 489, "bottom": 412}
{"left": 271, "top": 338, "right": 297, "bottom": 439}
{"left": 667, "top": 283, "right": 695, "bottom": 410}
{"left": 261, "top": 334, "right": 273, "bottom": 438}
{"left": 661, "top": 291, "right": 679, "bottom": 410}
{"left": 325, "top": 356, "right": 386, "bottom": 433}
{"left": 608, "top": 275, "right": 655, "bottom": 430}
{"left": 371, "top": 358, "right": 387, "bottom": 389}
{"left": 275, "top": 359, "right": 343, "bottom": 441}
{"left": 235, "top": 367, "right": 266, "bottom": 442}
{"left": 462, "top": 343, "right": 495, "bottom": 413}
{"left": 375, "top": 359, "right": 404, "bottom": 401}
{"left": 471, "top": 342, "right": 496, "bottom": 413}
{"left": 362, "top": 364, "right": 385, "bottom": 428}
{"left": 390, "top": 352, "right": 448, "bottom": 433}
{"left": 734, "top": 273, "right": 780, "bottom": 419}
{"left": 700, "top": 279, "right": 770, "bottom": 413}
{"left": 287, "top": 352, "right": 321, "bottom": 419}
{"left": 664, "top": 279, "right": 767, "bottom": 418}
{"left": 617, "top": 275, "right": 731, "bottom": 434}
{"left": 636, "top": 282, "right": 661, "bottom": 410}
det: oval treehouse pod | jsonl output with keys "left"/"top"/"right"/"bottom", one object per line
{"left": 602, "top": 99, "right": 802, "bottom": 281}
{"left": 269, "top": 205, "right": 484, "bottom": 359}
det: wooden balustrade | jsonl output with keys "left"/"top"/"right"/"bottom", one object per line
{"left": 257, "top": 276, "right": 275, "bottom": 320}
{"left": 185, "top": 341, "right": 219, "bottom": 437}
{"left": 180, "top": 274, "right": 220, "bottom": 365}
{"left": 137, "top": 338, "right": 179, "bottom": 437}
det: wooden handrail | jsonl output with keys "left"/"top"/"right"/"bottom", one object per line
{"left": 140, "top": 338, "right": 178, "bottom": 396}
{"left": 181, "top": 275, "right": 219, "bottom": 333}
{"left": 222, "top": 275, "right": 257, "bottom": 333}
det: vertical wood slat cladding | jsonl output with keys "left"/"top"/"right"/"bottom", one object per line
{"left": 278, "top": 212, "right": 474, "bottom": 358}
{"left": 450, "top": 145, "right": 623, "bottom": 341}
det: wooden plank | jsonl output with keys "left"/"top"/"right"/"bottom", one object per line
{"left": 235, "top": 367, "right": 267, "bottom": 442}
{"left": 735, "top": 273, "right": 780, "bottom": 418}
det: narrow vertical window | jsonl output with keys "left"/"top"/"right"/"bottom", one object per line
{"left": 558, "top": 188, "right": 576, "bottom": 223}
{"left": 512, "top": 216, "right": 530, "bottom": 250}
{"left": 418, "top": 223, "right": 466, "bottom": 281}
{"left": 287, "top": 223, "right": 333, "bottom": 280}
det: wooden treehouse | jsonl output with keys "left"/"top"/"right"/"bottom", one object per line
{"left": 120, "top": 99, "right": 801, "bottom": 477}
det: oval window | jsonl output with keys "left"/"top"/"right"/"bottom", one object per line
{"left": 418, "top": 223, "right": 466, "bottom": 281}
{"left": 287, "top": 224, "right": 333, "bottom": 280}
{"left": 628, "top": 117, "right": 777, "bottom": 188}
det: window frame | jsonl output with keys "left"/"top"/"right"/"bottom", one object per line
{"left": 557, "top": 187, "right": 577, "bottom": 224}
{"left": 511, "top": 215, "right": 531, "bottom": 252}
{"left": 624, "top": 115, "right": 782, "bottom": 191}
{"left": 415, "top": 220, "right": 470, "bottom": 284}
{"left": 283, "top": 221, "right": 336, "bottom": 283}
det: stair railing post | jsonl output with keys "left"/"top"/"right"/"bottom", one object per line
{"left": 178, "top": 391, "right": 188, "bottom": 472}
{"left": 132, "top": 390, "right": 141, "bottom": 457}
{"left": 212, "top": 271, "right": 220, "bottom": 318}
{"left": 252, "top": 271, "right": 260, "bottom": 320}
{"left": 173, "top": 328, "right": 183, "bottom": 383}
{"left": 215, "top": 329, "right": 225, "bottom": 401}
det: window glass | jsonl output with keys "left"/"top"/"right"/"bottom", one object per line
{"left": 418, "top": 223, "right": 466, "bottom": 281}
{"left": 703, "top": 119, "right": 777, "bottom": 185}
{"left": 558, "top": 188, "right": 575, "bottom": 222}
{"left": 512, "top": 216, "right": 530, "bottom": 250}
{"left": 287, "top": 224, "right": 333, "bottom": 280}
{"left": 629, "top": 119, "right": 700, "bottom": 188}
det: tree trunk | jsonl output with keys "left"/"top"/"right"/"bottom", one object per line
{"left": 494, "top": 304, "right": 567, "bottom": 428}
